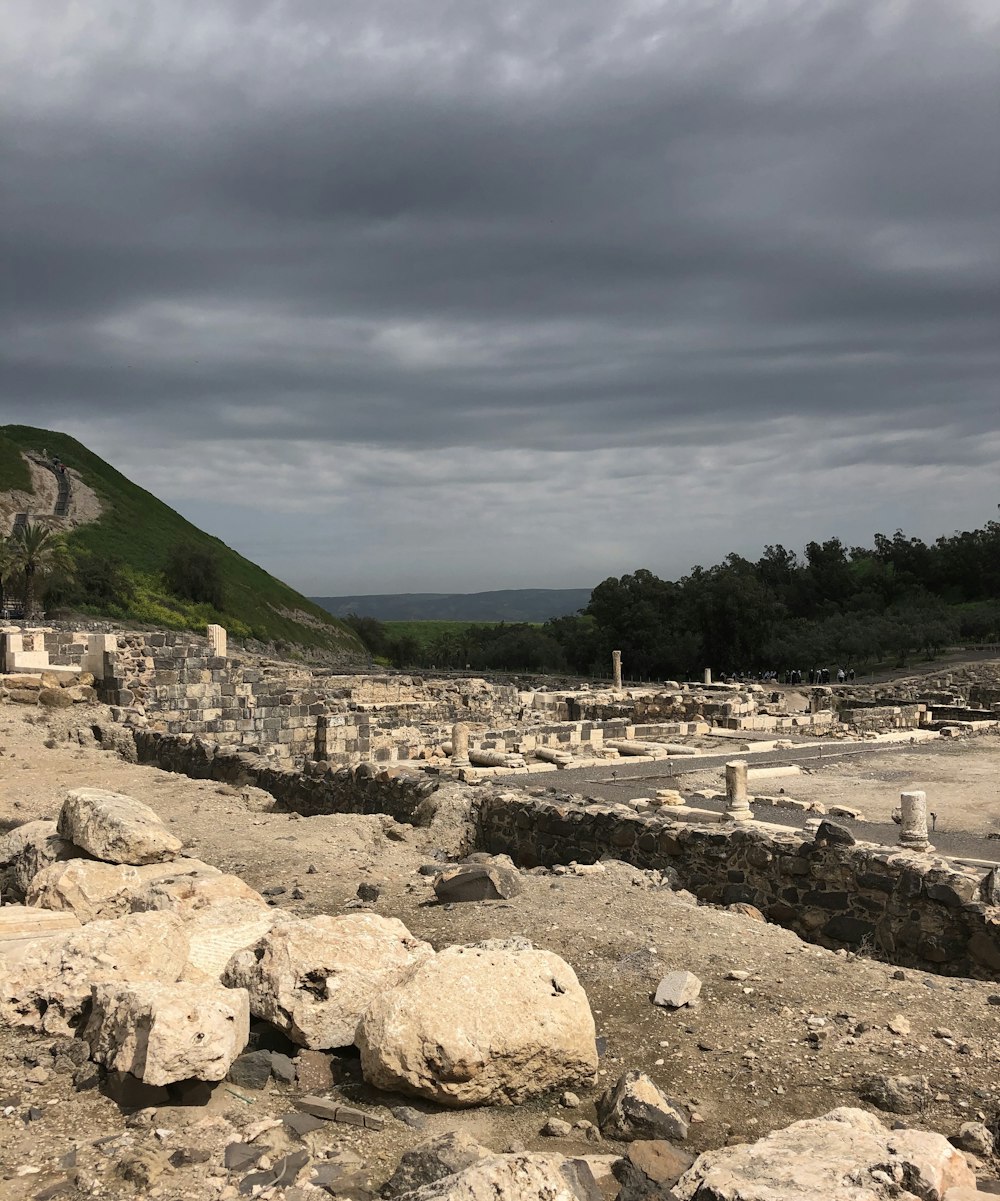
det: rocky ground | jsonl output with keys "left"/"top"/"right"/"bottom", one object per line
{"left": 2, "top": 700, "right": 1000, "bottom": 1198}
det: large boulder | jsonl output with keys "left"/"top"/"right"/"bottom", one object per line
{"left": 673, "top": 1107, "right": 976, "bottom": 1201}
{"left": 223, "top": 913, "right": 434, "bottom": 1049}
{"left": 26, "top": 857, "right": 222, "bottom": 923}
{"left": 85, "top": 981, "right": 251, "bottom": 1085}
{"left": 57, "top": 788, "right": 182, "bottom": 865}
{"left": 358, "top": 941, "right": 598, "bottom": 1107}
{"left": 0, "top": 820, "right": 77, "bottom": 902}
{"left": 392, "top": 1153, "right": 600, "bottom": 1201}
{"left": 0, "top": 911, "right": 189, "bottom": 1035}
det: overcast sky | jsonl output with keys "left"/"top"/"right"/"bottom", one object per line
{"left": 3, "top": 0, "right": 998, "bottom": 596}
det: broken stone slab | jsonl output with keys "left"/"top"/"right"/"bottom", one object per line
{"left": 238, "top": 1149, "right": 310, "bottom": 1196}
{"left": 85, "top": 981, "right": 250, "bottom": 1086}
{"left": 433, "top": 864, "right": 523, "bottom": 903}
{"left": 597, "top": 1072, "right": 689, "bottom": 1143}
{"left": 223, "top": 913, "right": 434, "bottom": 1049}
{"left": 0, "top": 821, "right": 77, "bottom": 902}
{"left": 653, "top": 972, "right": 701, "bottom": 1009}
{"left": 57, "top": 788, "right": 183, "bottom": 865}
{"left": 672, "top": 1106, "right": 975, "bottom": 1201}
{"left": 293, "top": 1096, "right": 385, "bottom": 1130}
{"left": 27, "top": 857, "right": 223, "bottom": 923}
{"left": 383, "top": 1132, "right": 495, "bottom": 1197}
{"left": 0, "top": 911, "right": 188, "bottom": 1036}
{"left": 390, "top": 1152, "right": 599, "bottom": 1201}
{"left": 358, "top": 942, "right": 598, "bottom": 1107}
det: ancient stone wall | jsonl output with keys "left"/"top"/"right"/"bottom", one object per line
{"left": 473, "top": 794, "right": 1000, "bottom": 979}
{"left": 130, "top": 731, "right": 439, "bottom": 825}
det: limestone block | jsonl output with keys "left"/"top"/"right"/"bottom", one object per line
{"left": 358, "top": 942, "right": 598, "bottom": 1107}
{"left": 672, "top": 1106, "right": 975, "bottom": 1201}
{"left": 85, "top": 980, "right": 250, "bottom": 1085}
{"left": 223, "top": 913, "right": 434, "bottom": 1049}
{"left": 0, "top": 819, "right": 77, "bottom": 902}
{"left": 0, "top": 906, "right": 82, "bottom": 966}
{"left": 58, "top": 788, "right": 182, "bottom": 864}
{"left": 27, "top": 857, "right": 222, "bottom": 923}
{"left": 128, "top": 866, "right": 266, "bottom": 915}
{"left": 0, "top": 910, "right": 189, "bottom": 1035}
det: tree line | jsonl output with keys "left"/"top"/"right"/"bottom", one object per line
{"left": 347, "top": 522, "right": 1000, "bottom": 678}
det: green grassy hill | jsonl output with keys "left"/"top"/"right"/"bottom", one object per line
{"left": 0, "top": 425, "right": 366, "bottom": 659}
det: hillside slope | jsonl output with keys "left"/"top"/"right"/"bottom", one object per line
{"left": 0, "top": 425, "right": 365, "bottom": 659}
{"left": 313, "top": 588, "right": 592, "bottom": 622}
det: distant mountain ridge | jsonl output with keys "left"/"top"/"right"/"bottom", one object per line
{"left": 312, "top": 589, "right": 592, "bottom": 623}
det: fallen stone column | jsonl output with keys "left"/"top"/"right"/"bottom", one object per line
{"left": 468, "top": 749, "right": 527, "bottom": 769}
{"left": 532, "top": 746, "right": 573, "bottom": 767}
{"left": 605, "top": 740, "right": 669, "bottom": 758}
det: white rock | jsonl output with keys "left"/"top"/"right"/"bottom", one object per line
{"left": 85, "top": 981, "right": 250, "bottom": 1085}
{"left": 888, "top": 1015, "right": 911, "bottom": 1036}
{"left": 223, "top": 913, "right": 434, "bottom": 1048}
{"left": 0, "top": 911, "right": 189, "bottom": 1035}
{"left": 58, "top": 788, "right": 182, "bottom": 865}
{"left": 27, "top": 857, "right": 223, "bottom": 923}
{"left": 673, "top": 1106, "right": 976, "bottom": 1201}
{"left": 358, "top": 943, "right": 598, "bottom": 1107}
{"left": 653, "top": 971, "right": 702, "bottom": 1009}
{"left": 393, "top": 1152, "right": 588, "bottom": 1201}
{"left": 0, "top": 820, "right": 77, "bottom": 901}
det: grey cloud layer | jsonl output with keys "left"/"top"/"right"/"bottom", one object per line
{"left": 2, "top": 0, "right": 998, "bottom": 588}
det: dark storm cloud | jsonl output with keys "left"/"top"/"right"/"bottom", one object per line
{"left": 2, "top": 0, "right": 998, "bottom": 590}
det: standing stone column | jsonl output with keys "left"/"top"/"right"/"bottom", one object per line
{"left": 899, "top": 790, "right": 932, "bottom": 852}
{"left": 207, "top": 624, "right": 227, "bottom": 659}
{"left": 725, "top": 760, "right": 753, "bottom": 823}
{"left": 703, "top": 668, "right": 712, "bottom": 686}
{"left": 451, "top": 722, "right": 471, "bottom": 768}
{"left": 612, "top": 650, "right": 623, "bottom": 691}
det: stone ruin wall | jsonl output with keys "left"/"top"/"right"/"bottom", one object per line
{"left": 117, "top": 727, "right": 1000, "bottom": 981}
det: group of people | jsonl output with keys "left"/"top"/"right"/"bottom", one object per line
{"left": 718, "top": 667, "right": 856, "bottom": 685}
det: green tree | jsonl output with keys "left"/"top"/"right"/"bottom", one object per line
{"left": 6, "top": 523, "right": 75, "bottom": 620}
{"left": 164, "top": 543, "right": 224, "bottom": 609}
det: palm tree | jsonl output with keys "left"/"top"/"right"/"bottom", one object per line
{"left": 0, "top": 536, "right": 14, "bottom": 616}
{"left": 7, "top": 523, "right": 75, "bottom": 621}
